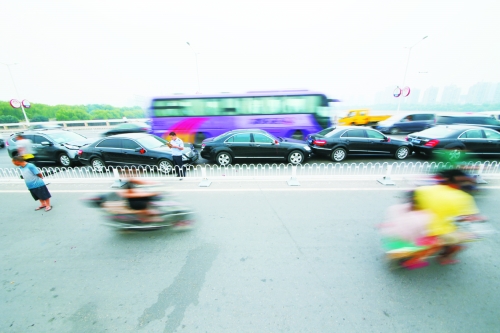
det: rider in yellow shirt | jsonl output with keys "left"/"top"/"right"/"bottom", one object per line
{"left": 413, "top": 169, "right": 484, "bottom": 265}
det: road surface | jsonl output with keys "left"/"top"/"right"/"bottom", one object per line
{"left": 1, "top": 178, "right": 499, "bottom": 332}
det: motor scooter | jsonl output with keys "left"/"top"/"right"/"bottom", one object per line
{"left": 84, "top": 179, "right": 195, "bottom": 231}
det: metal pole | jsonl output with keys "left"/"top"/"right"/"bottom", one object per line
{"left": 396, "top": 36, "right": 428, "bottom": 112}
{"left": 2, "top": 63, "right": 30, "bottom": 124}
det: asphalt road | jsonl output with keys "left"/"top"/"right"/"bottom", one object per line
{"left": 1, "top": 179, "right": 500, "bottom": 332}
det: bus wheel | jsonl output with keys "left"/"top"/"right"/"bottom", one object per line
{"left": 194, "top": 132, "right": 207, "bottom": 147}
{"left": 216, "top": 152, "right": 232, "bottom": 166}
{"left": 291, "top": 130, "right": 304, "bottom": 140}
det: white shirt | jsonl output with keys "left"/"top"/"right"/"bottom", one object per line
{"left": 170, "top": 137, "right": 184, "bottom": 156}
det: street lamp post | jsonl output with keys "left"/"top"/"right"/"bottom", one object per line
{"left": 397, "top": 36, "right": 428, "bottom": 112}
{"left": 186, "top": 42, "right": 201, "bottom": 93}
{"left": 1, "top": 62, "right": 30, "bottom": 124}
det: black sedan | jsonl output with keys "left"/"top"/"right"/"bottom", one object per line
{"left": 102, "top": 122, "right": 151, "bottom": 137}
{"left": 78, "top": 133, "right": 198, "bottom": 172}
{"left": 200, "top": 129, "right": 312, "bottom": 165}
{"left": 407, "top": 125, "right": 500, "bottom": 161}
{"left": 307, "top": 126, "right": 412, "bottom": 162}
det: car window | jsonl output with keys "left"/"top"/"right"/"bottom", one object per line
{"left": 366, "top": 130, "right": 385, "bottom": 139}
{"left": 413, "top": 114, "right": 433, "bottom": 121}
{"left": 484, "top": 130, "right": 500, "bottom": 139}
{"left": 253, "top": 133, "right": 274, "bottom": 143}
{"left": 228, "top": 133, "right": 251, "bottom": 143}
{"left": 342, "top": 129, "right": 366, "bottom": 138}
{"left": 121, "top": 139, "right": 141, "bottom": 149}
{"left": 96, "top": 138, "right": 122, "bottom": 148}
{"left": 436, "top": 116, "right": 457, "bottom": 124}
{"left": 460, "top": 130, "right": 483, "bottom": 139}
{"left": 32, "top": 135, "right": 46, "bottom": 144}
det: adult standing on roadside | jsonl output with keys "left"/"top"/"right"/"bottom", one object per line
{"left": 168, "top": 132, "right": 185, "bottom": 178}
{"left": 12, "top": 156, "right": 52, "bottom": 212}
{"left": 16, "top": 134, "right": 36, "bottom": 165}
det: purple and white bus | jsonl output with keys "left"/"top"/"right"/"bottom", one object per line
{"left": 148, "top": 90, "right": 339, "bottom": 145}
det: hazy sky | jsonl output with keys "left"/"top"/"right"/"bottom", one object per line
{"left": 1, "top": 0, "right": 500, "bottom": 108}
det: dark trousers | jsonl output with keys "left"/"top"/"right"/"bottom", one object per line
{"left": 172, "top": 156, "right": 185, "bottom": 177}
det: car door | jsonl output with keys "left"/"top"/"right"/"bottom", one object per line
{"left": 224, "top": 133, "right": 252, "bottom": 158}
{"left": 30, "top": 135, "right": 50, "bottom": 161}
{"left": 482, "top": 129, "right": 500, "bottom": 155}
{"left": 94, "top": 138, "right": 124, "bottom": 165}
{"left": 365, "top": 129, "right": 392, "bottom": 154}
{"left": 457, "top": 129, "right": 485, "bottom": 154}
{"left": 340, "top": 129, "right": 368, "bottom": 154}
{"left": 121, "top": 138, "right": 155, "bottom": 166}
{"left": 251, "top": 133, "right": 281, "bottom": 158}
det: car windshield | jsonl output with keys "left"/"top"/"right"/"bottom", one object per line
{"left": 317, "top": 127, "right": 336, "bottom": 136}
{"left": 415, "top": 127, "right": 458, "bottom": 138}
{"left": 136, "top": 135, "right": 168, "bottom": 149}
{"left": 48, "top": 131, "right": 87, "bottom": 143}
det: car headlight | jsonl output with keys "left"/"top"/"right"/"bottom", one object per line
{"left": 304, "top": 145, "right": 311, "bottom": 151}
{"left": 64, "top": 144, "right": 79, "bottom": 150}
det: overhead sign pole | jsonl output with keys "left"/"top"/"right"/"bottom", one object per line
{"left": 2, "top": 62, "right": 30, "bottom": 124}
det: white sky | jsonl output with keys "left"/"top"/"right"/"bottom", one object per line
{"left": 1, "top": 0, "right": 500, "bottom": 107}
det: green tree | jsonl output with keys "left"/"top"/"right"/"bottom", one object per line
{"left": 0, "top": 115, "right": 20, "bottom": 123}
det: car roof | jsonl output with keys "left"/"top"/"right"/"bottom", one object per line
{"left": 13, "top": 128, "right": 72, "bottom": 135}
{"left": 431, "top": 124, "right": 493, "bottom": 131}
{"left": 104, "top": 133, "right": 153, "bottom": 138}
{"left": 222, "top": 128, "right": 268, "bottom": 135}
{"left": 437, "top": 113, "right": 492, "bottom": 118}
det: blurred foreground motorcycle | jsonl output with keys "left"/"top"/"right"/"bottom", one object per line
{"left": 84, "top": 179, "right": 195, "bottom": 231}
{"left": 380, "top": 214, "right": 493, "bottom": 270}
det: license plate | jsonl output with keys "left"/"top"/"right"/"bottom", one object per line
{"left": 411, "top": 139, "right": 421, "bottom": 144}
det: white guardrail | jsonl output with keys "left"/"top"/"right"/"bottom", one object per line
{"left": 1, "top": 161, "right": 500, "bottom": 186}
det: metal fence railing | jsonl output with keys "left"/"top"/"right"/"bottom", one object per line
{"left": 1, "top": 161, "right": 500, "bottom": 184}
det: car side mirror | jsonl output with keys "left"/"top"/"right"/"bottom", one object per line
{"left": 41, "top": 141, "right": 52, "bottom": 146}
{"left": 273, "top": 140, "right": 279, "bottom": 145}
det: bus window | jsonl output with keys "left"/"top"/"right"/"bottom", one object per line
{"left": 286, "top": 98, "right": 305, "bottom": 113}
{"left": 265, "top": 98, "right": 282, "bottom": 114}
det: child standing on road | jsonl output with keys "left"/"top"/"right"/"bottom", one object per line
{"left": 12, "top": 156, "right": 52, "bottom": 212}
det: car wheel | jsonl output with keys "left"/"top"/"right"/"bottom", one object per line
{"left": 394, "top": 146, "right": 410, "bottom": 160}
{"left": 331, "top": 148, "right": 347, "bottom": 162}
{"left": 157, "top": 159, "right": 174, "bottom": 174}
{"left": 91, "top": 158, "right": 106, "bottom": 172}
{"left": 288, "top": 150, "right": 304, "bottom": 164}
{"left": 291, "top": 130, "right": 304, "bottom": 140}
{"left": 447, "top": 148, "right": 463, "bottom": 162}
{"left": 59, "top": 153, "right": 72, "bottom": 167}
{"left": 216, "top": 152, "right": 232, "bottom": 166}
{"left": 389, "top": 127, "right": 400, "bottom": 135}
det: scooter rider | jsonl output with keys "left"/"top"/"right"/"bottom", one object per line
{"left": 412, "top": 168, "right": 486, "bottom": 266}
{"left": 112, "top": 178, "right": 163, "bottom": 223}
